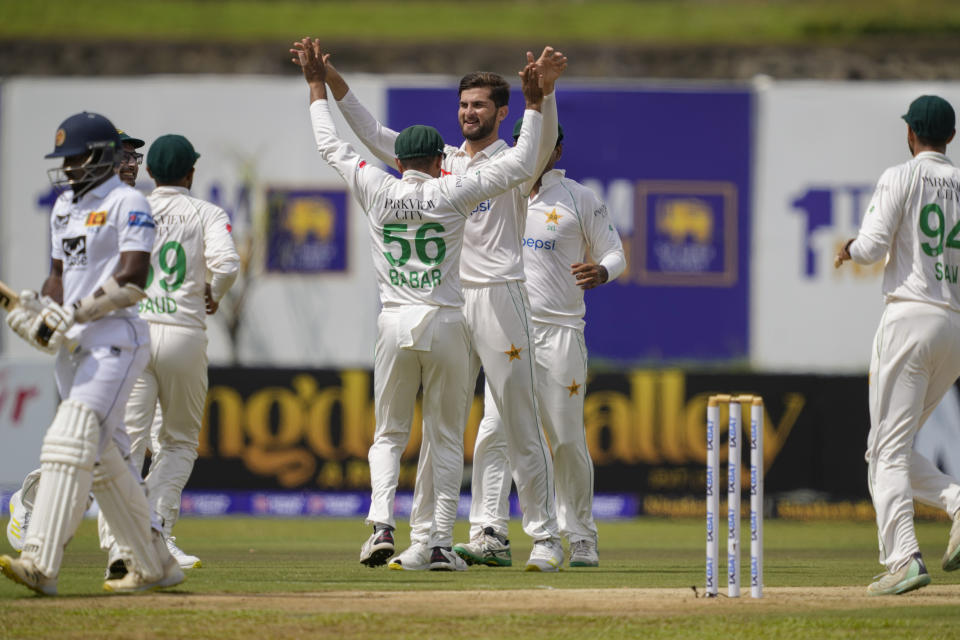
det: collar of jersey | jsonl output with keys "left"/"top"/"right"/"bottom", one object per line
{"left": 541, "top": 169, "right": 566, "bottom": 187}
{"left": 400, "top": 169, "right": 433, "bottom": 181}
{"left": 80, "top": 174, "right": 123, "bottom": 203}
{"left": 916, "top": 150, "right": 953, "bottom": 165}
{"left": 453, "top": 138, "right": 508, "bottom": 158}
{"left": 152, "top": 185, "right": 191, "bottom": 196}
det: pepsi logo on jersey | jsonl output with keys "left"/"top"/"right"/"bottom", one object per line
{"left": 470, "top": 200, "right": 491, "bottom": 216}
{"left": 523, "top": 237, "right": 556, "bottom": 251}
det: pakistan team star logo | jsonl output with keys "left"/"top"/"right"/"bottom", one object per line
{"left": 504, "top": 344, "right": 523, "bottom": 361}
{"left": 544, "top": 209, "right": 561, "bottom": 225}
{"left": 566, "top": 379, "right": 581, "bottom": 396}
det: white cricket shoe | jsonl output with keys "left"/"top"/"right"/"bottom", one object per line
{"left": 166, "top": 536, "right": 202, "bottom": 569}
{"left": 0, "top": 554, "right": 57, "bottom": 596}
{"left": 452, "top": 527, "right": 512, "bottom": 567}
{"left": 867, "top": 553, "right": 931, "bottom": 596}
{"left": 569, "top": 538, "right": 599, "bottom": 567}
{"left": 429, "top": 546, "right": 468, "bottom": 571}
{"left": 387, "top": 542, "right": 430, "bottom": 571}
{"left": 943, "top": 509, "right": 960, "bottom": 571}
{"left": 103, "top": 532, "right": 185, "bottom": 594}
{"left": 6, "top": 490, "right": 30, "bottom": 552}
{"left": 359, "top": 527, "right": 395, "bottom": 568}
{"left": 524, "top": 537, "right": 563, "bottom": 572}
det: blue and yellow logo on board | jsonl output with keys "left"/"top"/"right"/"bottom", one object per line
{"left": 284, "top": 198, "right": 335, "bottom": 243}
{"left": 634, "top": 180, "right": 738, "bottom": 287}
{"left": 656, "top": 198, "right": 713, "bottom": 244}
{"left": 266, "top": 188, "right": 348, "bottom": 273}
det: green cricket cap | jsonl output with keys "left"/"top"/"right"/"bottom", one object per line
{"left": 394, "top": 125, "right": 445, "bottom": 160}
{"left": 512, "top": 118, "right": 563, "bottom": 144}
{"left": 147, "top": 134, "right": 200, "bottom": 182}
{"left": 902, "top": 95, "right": 956, "bottom": 140}
{"left": 117, "top": 129, "right": 145, "bottom": 149}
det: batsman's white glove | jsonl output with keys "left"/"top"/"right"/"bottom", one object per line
{"left": 28, "top": 297, "right": 74, "bottom": 354}
{"left": 5, "top": 290, "right": 44, "bottom": 345}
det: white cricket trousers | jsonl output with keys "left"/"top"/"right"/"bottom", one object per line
{"left": 130, "top": 323, "right": 208, "bottom": 534}
{"left": 867, "top": 300, "right": 960, "bottom": 572}
{"left": 99, "top": 322, "right": 206, "bottom": 548}
{"left": 366, "top": 306, "right": 471, "bottom": 548}
{"left": 54, "top": 317, "right": 151, "bottom": 455}
{"left": 410, "top": 282, "right": 559, "bottom": 544}
{"left": 479, "top": 322, "right": 597, "bottom": 543}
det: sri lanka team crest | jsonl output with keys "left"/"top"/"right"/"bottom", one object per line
{"left": 266, "top": 188, "right": 348, "bottom": 273}
{"left": 85, "top": 211, "right": 107, "bottom": 227}
{"left": 634, "top": 180, "right": 738, "bottom": 286}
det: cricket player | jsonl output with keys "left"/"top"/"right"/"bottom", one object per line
{"left": 6, "top": 127, "right": 148, "bottom": 555}
{"left": 0, "top": 112, "right": 182, "bottom": 595}
{"left": 456, "top": 120, "right": 625, "bottom": 568}
{"left": 99, "top": 133, "right": 240, "bottom": 575}
{"left": 836, "top": 94, "right": 960, "bottom": 595}
{"left": 292, "top": 38, "right": 546, "bottom": 570}
{"left": 117, "top": 130, "right": 146, "bottom": 187}
{"left": 318, "top": 46, "right": 568, "bottom": 572}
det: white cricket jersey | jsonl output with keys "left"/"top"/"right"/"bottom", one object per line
{"left": 49, "top": 175, "right": 155, "bottom": 339}
{"left": 851, "top": 151, "right": 960, "bottom": 311}
{"left": 523, "top": 170, "right": 626, "bottom": 330}
{"left": 334, "top": 90, "right": 559, "bottom": 285}
{"left": 142, "top": 187, "right": 240, "bottom": 330}
{"left": 310, "top": 99, "right": 542, "bottom": 308}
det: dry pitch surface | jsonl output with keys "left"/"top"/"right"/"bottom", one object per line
{"left": 5, "top": 585, "right": 959, "bottom": 615}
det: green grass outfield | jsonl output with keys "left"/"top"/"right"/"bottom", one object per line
{"left": 2, "top": 0, "right": 960, "bottom": 45}
{"left": 2, "top": 516, "right": 960, "bottom": 638}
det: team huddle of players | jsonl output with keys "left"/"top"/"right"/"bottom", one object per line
{"left": 292, "top": 38, "right": 624, "bottom": 572}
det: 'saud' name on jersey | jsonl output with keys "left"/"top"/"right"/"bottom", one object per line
{"left": 139, "top": 296, "right": 178, "bottom": 314}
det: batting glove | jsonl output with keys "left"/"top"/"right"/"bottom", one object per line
{"left": 28, "top": 297, "right": 74, "bottom": 354}
{"left": 5, "top": 290, "right": 44, "bottom": 345}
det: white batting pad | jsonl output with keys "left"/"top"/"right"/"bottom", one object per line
{"left": 92, "top": 441, "right": 163, "bottom": 581}
{"left": 22, "top": 400, "right": 99, "bottom": 577}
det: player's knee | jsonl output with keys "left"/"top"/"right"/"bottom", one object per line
{"left": 40, "top": 400, "right": 101, "bottom": 470}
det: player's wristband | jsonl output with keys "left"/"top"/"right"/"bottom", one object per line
{"left": 73, "top": 276, "right": 146, "bottom": 323}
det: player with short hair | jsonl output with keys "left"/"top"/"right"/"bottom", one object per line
{"left": 117, "top": 130, "right": 146, "bottom": 187}
{"left": 0, "top": 112, "right": 182, "bottom": 595}
{"left": 318, "top": 45, "right": 568, "bottom": 572}
{"left": 836, "top": 94, "right": 960, "bottom": 595}
{"left": 292, "top": 37, "right": 547, "bottom": 570}
{"left": 99, "top": 133, "right": 240, "bottom": 576}
{"left": 455, "top": 120, "right": 625, "bottom": 568}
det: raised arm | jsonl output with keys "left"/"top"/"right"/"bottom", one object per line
{"left": 519, "top": 46, "right": 567, "bottom": 196}
{"left": 294, "top": 38, "right": 394, "bottom": 212}
{"left": 291, "top": 40, "right": 399, "bottom": 166}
